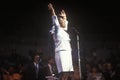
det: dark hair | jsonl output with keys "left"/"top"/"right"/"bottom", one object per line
{"left": 58, "top": 16, "right": 64, "bottom": 19}
{"left": 29, "top": 50, "right": 43, "bottom": 59}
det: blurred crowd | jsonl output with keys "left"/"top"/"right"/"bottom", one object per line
{"left": 0, "top": 48, "right": 120, "bottom": 80}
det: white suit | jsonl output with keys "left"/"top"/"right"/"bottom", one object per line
{"left": 50, "top": 15, "right": 74, "bottom": 73}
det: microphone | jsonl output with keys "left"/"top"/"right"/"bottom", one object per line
{"left": 71, "top": 27, "right": 79, "bottom": 34}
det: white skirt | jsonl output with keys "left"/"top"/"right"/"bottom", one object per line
{"left": 55, "top": 50, "right": 74, "bottom": 73}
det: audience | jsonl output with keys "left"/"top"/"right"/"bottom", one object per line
{"left": 0, "top": 47, "right": 120, "bottom": 80}
{"left": 87, "top": 66, "right": 105, "bottom": 80}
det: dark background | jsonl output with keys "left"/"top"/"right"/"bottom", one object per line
{"left": 0, "top": 0, "right": 120, "bottom": 59}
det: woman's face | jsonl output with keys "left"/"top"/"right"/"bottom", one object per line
{"left": 59, "top": 17, "right": 66, "bottom": 28}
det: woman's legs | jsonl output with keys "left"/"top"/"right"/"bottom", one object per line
{"left": 59, "top": 72, "right": 74, "bottom": 80}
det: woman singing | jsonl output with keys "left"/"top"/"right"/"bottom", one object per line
{"left": 48, "top": 3, "right": 74, "bottom": 80}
